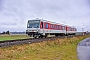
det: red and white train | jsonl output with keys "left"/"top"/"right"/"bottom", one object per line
{"left": 26, "top": 18, "right": 77, "bottom": 38}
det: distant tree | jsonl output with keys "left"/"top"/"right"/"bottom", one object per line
{"left": 2, "top": 31, "right": 6, "bottom": 34}
{"left": 6, "top": 31, "right": 10, "bottom": 34}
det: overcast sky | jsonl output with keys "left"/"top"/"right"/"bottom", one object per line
{"left": 0, "top": 0, "right": 90, "bottom": 32}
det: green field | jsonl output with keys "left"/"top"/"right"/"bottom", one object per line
{"left": 0, "top": 34, "right": 30, "bottom": 41}
{"left": 0, "top": 35, "right": 90, "bottom": 60}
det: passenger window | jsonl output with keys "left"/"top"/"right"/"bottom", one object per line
{"left": 46, "top": 23, "right": 48, "bottom": 28}
{"left": 50, "top": 24, "right": 52, "bottom": 29}
{"left": 53, "top": 25, "right": 55, "bottom": 28}
{"left": 62, "top": 26, "right": 65, "bottom": 30}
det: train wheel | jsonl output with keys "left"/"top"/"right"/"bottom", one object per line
{"left": 34, "top": 35, "right": 39, "bottom": 38}
{"left": 45, "top": 35, "right": 47, "bottom": 38}
{"left": 40, "top": 35, "right": 43, "bottom": 38}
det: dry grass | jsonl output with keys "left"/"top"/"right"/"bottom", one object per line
{"left": 0, "top": 35, "right": 90, "bottom": 60}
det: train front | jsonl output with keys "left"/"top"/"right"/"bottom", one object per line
{"left": 26, "top": 20, "right": 40, "bottom": 38}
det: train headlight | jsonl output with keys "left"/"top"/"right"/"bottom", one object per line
{"left": 26, "top": 30, "right": 28, "bottom": 31}
{"left": 36, "top": 29, "right": 39, "bottom": 32}
{"left": 37, "top": 29, "right": 38, "bottom": 32}
{"left": 27, "top": 30, "right": 30, "bottom": 32}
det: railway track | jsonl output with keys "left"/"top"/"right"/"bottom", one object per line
{"left": 0, "top": 36, "right": 76, "bottom": 48}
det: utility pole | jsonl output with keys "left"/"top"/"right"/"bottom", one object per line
{"left": 82, "top": 28, "right": 84, "bottom": 32}
{"left": 82, "top": 28, "right": 84, "bottom": 35}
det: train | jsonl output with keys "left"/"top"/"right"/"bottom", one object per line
{"left": 26, "top": 18, "right": 77, "bottom": 38}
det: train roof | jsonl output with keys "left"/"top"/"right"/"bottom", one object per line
{"left": 28, "top": 18, "right": 76, "bottom": 28}
{"left": 28, "top": 18, "right": 65, "bottom": 26}
{"left": 66, "top": 25, "right": 76, "bottom": 28}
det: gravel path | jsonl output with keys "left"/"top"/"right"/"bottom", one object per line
{"left": 0, "top": 36, "right": 65, "bottom": 47}
{"left": 77, "top": 37, "right": 90, "bottom": 60}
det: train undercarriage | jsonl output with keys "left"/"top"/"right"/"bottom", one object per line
{"left": 26, "top": 32, "right": 76, "bottom": 38}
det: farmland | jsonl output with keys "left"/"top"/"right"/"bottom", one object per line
{"left": 0, "top": 34, "right": 30, "bottom": 41}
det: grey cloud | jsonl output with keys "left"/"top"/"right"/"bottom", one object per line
{"left": 87, "top": 0, "right": 90, "bottom": 7}
{"left": 0, "top": 22, "right": 17, "bottom": 26}
{"left": 2, "top": 0, "right": 89, "bottom": 19}
{"left": 0, "top": 26, "right": 26, "bottom": 32}
{"left": 1, "top": 0, "right": 70, "bottom": 17}
{"left": 62, "top": 21, "right": 67, "bottom": 24}
{"left": 0, "top": 0, "right": 90, "bottom": 32}
{"left": 0, "top": 0, "right": 3, "bottom": 11}
{"left": 79, "top": 22, "right": 90, "bottom": 32}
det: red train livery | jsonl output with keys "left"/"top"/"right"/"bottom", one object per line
{"left": 26, "top": 18, "right": 77, "bottom": 38}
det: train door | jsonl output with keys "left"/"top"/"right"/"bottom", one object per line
{"left": 40, "top": 22, "right": 43, "bottom": 29}
{"left": 40, "top": 21, "right": 45, "bottom": 35}
{"left": 65, "top": 26, "right": 68, "bottom": 35}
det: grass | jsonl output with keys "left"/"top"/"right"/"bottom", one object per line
{"left": 0, "top": 35, "right": 90, "bottom": 60}
{"left": 0, "top": 34, "right": 30, "bottom": 41}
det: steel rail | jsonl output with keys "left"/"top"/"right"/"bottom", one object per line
{"left": 0, "top": 36, "right": 75, "bottom": 48}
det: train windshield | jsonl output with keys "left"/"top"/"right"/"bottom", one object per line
{"left": 27, "top": 20, "right": 40, "bottom": 28}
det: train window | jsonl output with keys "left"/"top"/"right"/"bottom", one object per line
{"left": 27, "top": 24, "right": 33, "bottom": 28}
{"left": 69, "top": 28, "right": 71, "bottom": 31}
{"left": 52, "top": 25, "right": 54, "bottom": 28}
{"left": 59, "top": 26, "right": 61, "bottom": 29}
{"left": 55, "top": 25, "right": 57, "bottom": 29}
{"left": 68, "top": 27, "right": 70, "bottom": 31}
{"left": 27, "top": 20, "right": 40, "bottom": 28}
{"left": 50, "top": 24, "right": 53, "bottom": 29}
{"left": 62, "top": 26, "right": 65, "bottom": 30}
{"left": 71, "top": 28, "right": 72, "bottom": 31}
{"left": 70, "top": 28, "right": 72, "bottom": 31}
{"left": 51, "top": 25, "right": 52, "bottom": 28}
{"left": 56, "top": 26, "right": 57, "bottom": 29}
{"left": 63, "top": 26, "right": 65, "bottom": 30}
{"left": 46, "top": 23, "right": 48, "bottom": 28}
{"left": 27, "top": 22, "right": 39, "bottom": 28}
{"left": 72, "top": 28, "right": 73, "bottom": 31}
{"left": 54, "top": 25, "right": 56, "bottom": 29}
{"left": 34, "top": 23, "right": 39, "bottom": 28}
{"left": 58, "top": 26, "right": 60, "bottom": 29}
{"left": 74, "top": 28, "right": 75, "bottom": 31}
{"left": 27, "top": 24, "right": 29, "bottom": 28}
{"left": 57, "top": 26, "right": 58, "bottom": 29}
{"left": 70, "top": 28, "right": 71, "bottom": 31}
